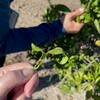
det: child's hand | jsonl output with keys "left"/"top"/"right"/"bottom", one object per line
{"left": 63, "top": 8, "right": 84, "bottom": 34}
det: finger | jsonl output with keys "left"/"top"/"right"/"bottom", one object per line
{"left": 14, "top": 94, "right": 32, "bottom": 100}
{"left": 10, "top": 74, "right": 38, "bottom": 99}
{"left": 8, "top": 85, "right": 24, "bottom": 100}
{"left": 24, "top": 73, "right": 39, "bottom": 97}
{"left": 72, "top": 22, "right": 84, "bottom": 33}
{"left": 13, "top": 94, "right": 32, "bottom": 100}
{"left": 70, "top": 8, "right": 84, "bottom": 19}
{"left": 9, "top": 85, "right": 32, "bottom": 100}
{"left": 0, "top": 63, "right": 32, "bottom": 77}
{"left": 75, "top": 22, "right": 84, "bottom": 30}
{"left": 4, "top": 63, "right": 32, "bottom": 71}
{"left": 13, "top": 93, "right": 32, "bottom": 100}
{"left": 0, "top": 68, "right": 34, "bottom": 99}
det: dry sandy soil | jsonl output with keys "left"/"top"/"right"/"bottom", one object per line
{"left": 5, "top": 0, "right": 86, "bottom": 100}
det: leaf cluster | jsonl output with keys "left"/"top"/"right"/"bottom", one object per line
{"left": 30, "top": 0, "right": 100, "bottom": 98}
{"left": 31, "top": 43, "right": 100, "bottom": 97}
{"left": 78, "top": 0, "right": 100, "bottom": 33}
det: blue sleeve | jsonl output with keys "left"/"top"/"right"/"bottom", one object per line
{"left": 0, "top": 0, "right": 10, "bottom": 47}
{"left": 0, "top": 20, "right": 64, "bottom": 56}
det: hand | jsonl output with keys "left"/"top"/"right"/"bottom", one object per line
{"left": 0, "top": 63, "right": 39, "bottom": 100}
{"left": 63, "top": 8, "right": 84, "bottom": 34}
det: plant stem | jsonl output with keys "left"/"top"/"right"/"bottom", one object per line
{"left": 33, "top": 53, "right": 45, "bottom": 71}
{"left": 86, "top": 0, "right": 93, "bottom": 11}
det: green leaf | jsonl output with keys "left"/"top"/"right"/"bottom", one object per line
{"left": 87, "top": 72, "right": 93, "bottom": 81}
{"left": 84, "top": 75, "right": 88, "bottom": 80}
{"left": 80, "top": 0, "right": 89, "bottom": 4}
{"left": 79, "top": 54, "right": 85, "bottom": 61}
{"left": 84, "top": 13, "right": 91, "bottom": 23}
{"left": 83, "top": 82, "right": 93, "bottom": 91}
{"left": 60, "top": 56, "right": 68, "bottom": 65}
{"left": 94, "top": 19, "right": 100, "bottom": 33}
{"left": 86, "top": 83, "right": 93, "bottom": 91}
{"left": 47, "top": 47, "right": 64, "bottom": 55}
{"left": 92, "top": 0, "right": 98, "bottom": 7}
{"left": 95, "top": 77, "right": 100, "bottom": 84}
{"left": 31, "top": 43, "right": 42, "bottom": 53}
{"left": 55, "top": 4, "right": 71, "bottom": 12}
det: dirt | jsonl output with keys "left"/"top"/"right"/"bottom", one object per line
{"left": 4, "top": 0, "right": 86, "bottom": 100}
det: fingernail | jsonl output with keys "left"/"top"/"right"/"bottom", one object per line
{"left": 23, "top": 68, "right": 34, "bottom": 78}
{"left": 79, "top": 7, "right": 84, "bottom": 13}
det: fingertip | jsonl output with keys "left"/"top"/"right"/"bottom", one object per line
{"left": 22, "top": 68, "right": 34, "bottom": 78}
{"left": 79, "top": 7, "right": 84, "bottom": 14}
{"left": 2, "top": 62, "right": 33, "bottom": 72}
{"left": 24, "top": 73, "right": 39, "bottom": 98}
{"left": 72, "top": 7, "right": 84, "bottom": 17}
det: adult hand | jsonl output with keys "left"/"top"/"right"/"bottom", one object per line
{"left": 0, "top": 63, "right": 39, "bottom": 100}
{"left": 63, "top": 8, "right": 84, "bottom": 33}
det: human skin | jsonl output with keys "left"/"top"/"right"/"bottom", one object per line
{"left": 0, "top": 7, "right": 84, "bottom": 100}
{"left": 63, "top": 8, "right": 84, "bottom": 33}
{"left": 0, "top": 63, "right": 39, "bottom": 100}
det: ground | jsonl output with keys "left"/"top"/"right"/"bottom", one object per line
{"left": 4, "top": 0, "right": 86, "bottom": 100}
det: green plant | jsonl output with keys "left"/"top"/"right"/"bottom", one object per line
{"left": 30, "top": 0, "right": 100, "bottom": 99}
{"left": 43, "top": 4, "right": 70, "bottom": 22}
{"left": 78, "top": 0, "right": 100, "bottom": 34}
{"left": 31, "top": 43, "right": 100, "bottom": 96}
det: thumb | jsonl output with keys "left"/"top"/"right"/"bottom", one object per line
{"left": 71, "top": 8, "right": 84, "bottom": 19}
{"left": 0, "top": 68, "right": 34, "bottom": 99}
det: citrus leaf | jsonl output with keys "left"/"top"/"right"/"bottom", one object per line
{"left": 60, "top": 56, "right": 68, "bottom": 65}
{"left": 31, "top": 43, "right": 42, "bottom": 53}
{"left": 94, "top": 19, "right": 100, "bottom": 34}
{"left": 95, "top": 77, "right": 100, "bottom": 84}
{"left": 55, "top": 4, "right": 71, "bottom": 12}
{"left": 47, "top": 47, "right": 64, "bottom": 55}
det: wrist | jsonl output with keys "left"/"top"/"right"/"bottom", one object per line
{"left": 60, "top": 15, "right": 66, "bottom": 33}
